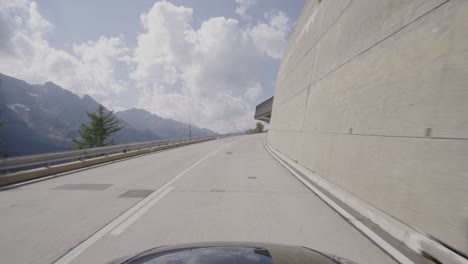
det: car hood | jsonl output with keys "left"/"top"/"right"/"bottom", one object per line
{"left": 110, "top": 242, "right": 357, "bottom": 264}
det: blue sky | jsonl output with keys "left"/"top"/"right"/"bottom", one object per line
{"left": 0, "top": 0, "right": 304, "bottom": 132}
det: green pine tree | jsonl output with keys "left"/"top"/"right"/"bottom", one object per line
{"left": 73, "top": 105, "right": 123, "bottom": 149}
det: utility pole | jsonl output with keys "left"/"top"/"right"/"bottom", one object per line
{"left": 189, "top": 122, "right": 192, "bottom": 138}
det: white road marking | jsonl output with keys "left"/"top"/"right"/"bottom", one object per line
{"left": 53, "top": 138, "right": 242, "bottom": 264}
{"left": 264, "top": 140, "right": 415, "bottom": 264}
{"left": 110, "top": 187, "right": 174, "bottom": 236}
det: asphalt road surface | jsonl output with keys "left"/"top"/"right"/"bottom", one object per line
{"left": 0, "top": 134, "right": 396, "bottom": 264}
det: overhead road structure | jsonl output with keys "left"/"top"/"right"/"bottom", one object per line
{"left": 254, "top": 96, "right": 273, "bottom": 123}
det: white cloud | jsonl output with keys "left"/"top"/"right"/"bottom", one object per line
{"left": 0, "top": 1, "right": 293, "bottom": 133}
{"left": 235, "top": 0, "right": 257, "bottom": 19}
{"left": 131, "top": 1, "right": 269, "bottom": 133}
{"left": 27, "top": 2, "right": 52, "bottom": 37}
{"left": 131, "top": 2, "right": 194, "bottom": 85}
{"left": 72, "top": 36, "right": 130, "bottom": 101}
{"left": 247, "top": 10, "right": 291, "bottom": 59}
{"left": 0, "top": 1, "right": 129, "bottom": 108}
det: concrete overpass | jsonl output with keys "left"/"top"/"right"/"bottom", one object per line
{"left": 254, "top": 96, "right": 273, "bottom": 123}
{"left": 267, "top": 0, "right": 468, "bottom": 263}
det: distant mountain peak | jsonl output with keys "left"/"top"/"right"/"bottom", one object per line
{"left": 44, "top": 81, "right": 59, "bottom": 87}
{"left": 122, "top": 108, "right": 164, "bottom": 121}
{"left": 43, "top": 81, "right": 69, "bottom": 92}
{"left": 0, "top": 72, "right": 162, "bottom": 157}
{"left": 81, "top": 94, "right": 99, "bottom": 105}
{"left": 116, "top": 108, "right": 217, "bottom": 139}
{"left": 127, "top": 107, "right": 148, "bottom": 113}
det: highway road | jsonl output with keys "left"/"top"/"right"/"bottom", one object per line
{"left": 0, "top": 134, "right": 396, "bottom": 264}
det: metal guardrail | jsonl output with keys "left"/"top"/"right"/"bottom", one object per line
{"left": 0, "top": 134, "right": 241, "bottom": 172}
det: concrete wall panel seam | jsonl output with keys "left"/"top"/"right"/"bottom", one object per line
{"left": 311, "top": 0, "right": 449, "bottom": 86}
{"left": 270, "top": 0, "right": 468, "bottom": 257}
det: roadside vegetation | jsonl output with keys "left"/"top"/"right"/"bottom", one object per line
{"left": 246, "top": 122, "right": 265, "bottom": 134}
{"left": 73, "top": 105, "right": 122, "bottom": 149}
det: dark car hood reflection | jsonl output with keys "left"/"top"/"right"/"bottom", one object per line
{"left": 115, "top": 242, "right": 358, "bottom": 264}
{"left": 130, "top": 247, "right": 273, "bottom": 264}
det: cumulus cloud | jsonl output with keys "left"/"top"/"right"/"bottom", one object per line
{"left": 0, "top": 1, "right": 129, "bottom": 108}
{"left": 235, "top": 0, "right": 257, "bottom": 19}
{"left": 0, "top": 1, "right": 292, "bottom": 133}
{"left": 131, "top": 1, "right": 269, "bottom": 132}
{"left": 247, "top": 10, "right": 291, "bottom": 59}
{"left": 131, "top": 2, "right": 194, "bottom": 85}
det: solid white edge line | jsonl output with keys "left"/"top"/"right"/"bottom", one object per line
{"left": 263, "top": 139, "right": 415, "bottom": 264}
{"left": 53, "top": 138, "right": 242, "bottom": 264}
{"left": 53, "top": 183, "right": 172, "bottom": 264}
{"left": 111, "top": 187, "right": 174, "bottom": 236}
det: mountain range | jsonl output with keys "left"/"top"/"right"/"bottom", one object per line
{"left": 0, "top": 73, "right": 216, "bottom": 157}
{"left": 115, "top": 108, "right": 215, "bottom": 139}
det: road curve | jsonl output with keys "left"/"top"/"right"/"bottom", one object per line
{"left": 0, "top": 134, "right": 395, "bottom": 264}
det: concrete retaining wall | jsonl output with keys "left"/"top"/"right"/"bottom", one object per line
{"left": 269, "top": 0, "right": 468, "bottom": 256}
